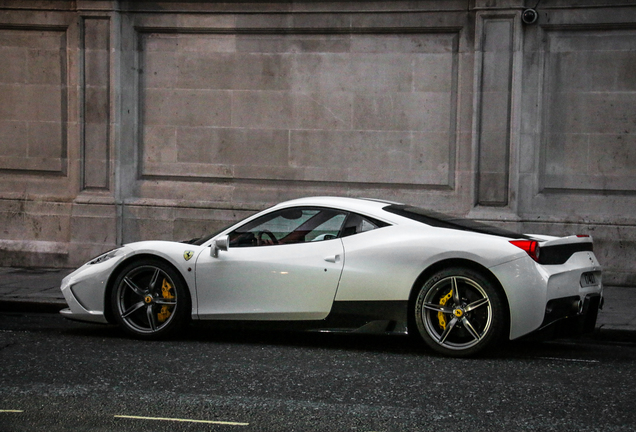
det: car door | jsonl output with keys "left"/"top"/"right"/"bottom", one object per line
{"left": 195, "top": 207, "right": 346, "bottom": 320}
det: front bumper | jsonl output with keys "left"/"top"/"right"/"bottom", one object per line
{"left": 59, "top": 248, "right": 130, "bottom": 324}
{"left": 60, "top": 267, "right": 110, "bottom": 324}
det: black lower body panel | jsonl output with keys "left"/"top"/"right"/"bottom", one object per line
{"left": 318, "top": 300, "right": 410, "bottom": 334}
{"left": 539, "top": 294, "right": 601, "bottom": 338}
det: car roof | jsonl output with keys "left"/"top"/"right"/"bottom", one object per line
{"left": 270, "top": 196, "right": 528, "bottom": 240}
{"left": 269, "top": 196, "right": 399, "bottom": 217}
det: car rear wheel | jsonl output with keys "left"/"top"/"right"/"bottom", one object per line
{"left": 413, "top": 267, "right": 505, "bottom": 357}
{"left": 111, "top": 259, "right": 190, "bottom": 339}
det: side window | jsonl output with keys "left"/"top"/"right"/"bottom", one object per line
{"left": 307, "top": 213, "right": 347, "bottom": 242}
{"left": 229, "top": 207, "right": 347, "bottom": 247}
{"left": 340, "top": 213, "right": 388, "bottom": 238}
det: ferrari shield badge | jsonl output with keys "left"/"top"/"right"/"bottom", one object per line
{"left": 183, "top": 250, "right": 194, "bottom": 261}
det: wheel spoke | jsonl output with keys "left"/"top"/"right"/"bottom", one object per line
{"left": 122, "top": 301, "right": 145, "bottom": 318}
{"left": 465, "top": 297, "right": 489, "bottom": 312}
{"left": 451, "top": 277, "right": 461, "bottom": 306}
{"left": 424, "top": 302, "right": 454, "bottom": 313}
{"left": 154, "top": 298, "right": 177, "bottom": 306}
{"left": 462, "top": 317, "right": 482, "bottom": 341}
{"left": 438, "top": 317, "right": 458, "bottom": 344}
{"left": 149, "top": 268, "right": 161, "bottom": 293}
{"left": 146, "top": 305, "right": 157, "bottom": 331}
{"left": 123, "top": 277, "right": 146, "bottom": 297}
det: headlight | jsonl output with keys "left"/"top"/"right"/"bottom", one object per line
{"left": 87, "top": 248, "right": 124, "bottom": 265}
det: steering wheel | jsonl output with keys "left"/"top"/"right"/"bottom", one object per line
{"left": 256, "top": 230, "right": 278, "bottom": 246}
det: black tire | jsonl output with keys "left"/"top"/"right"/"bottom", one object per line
{"left": 111, "top": 259, "right": 191, "bottom": 339}
{"left": 413, "top": 267, "right": 505, "bottom": 357}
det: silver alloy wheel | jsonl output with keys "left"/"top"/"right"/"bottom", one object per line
{"left": 114, "top": 264, "right": 178, "bottom": 335}
{"left": 421, "top": 275, "right": 493, "bottom": 351}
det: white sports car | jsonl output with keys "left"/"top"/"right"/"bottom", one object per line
{"left": 60, "top": 197, "right": 603, "bottom": 357}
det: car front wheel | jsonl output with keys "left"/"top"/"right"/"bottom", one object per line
{"left": 413, "top": 267, "right": 505, "bottom": 357}
{"left": 111, "top": 259, "right": 190, "bottom": 339}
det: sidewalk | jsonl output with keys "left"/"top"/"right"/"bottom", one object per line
{"left": 0, "top": 267, "right": 72, "bottom": 313}
{"left": 0, "top": 267, "right": 634, "bottom": 339}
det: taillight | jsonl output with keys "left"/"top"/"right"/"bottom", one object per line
{"left": 510, "top": 240, "right": 540, "bottom": 262}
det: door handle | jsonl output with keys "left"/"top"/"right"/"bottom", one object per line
{"left": 324, "top": 255, "right": 341, "bottom": 263}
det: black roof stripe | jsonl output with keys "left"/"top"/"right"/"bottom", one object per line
{"left": 383, "top": 204, "right": 530, "bottom": 239}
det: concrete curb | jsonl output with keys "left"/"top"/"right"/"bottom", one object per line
{"left": 0, "top": 299, "right": 67, "bottom": 314}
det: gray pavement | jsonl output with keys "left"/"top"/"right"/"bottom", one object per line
{"left": 0, "top": 266, "right": 634, "bottom": 340}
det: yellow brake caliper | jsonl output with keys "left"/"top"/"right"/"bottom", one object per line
{"left": 437, "top": 289, "right": 453, "bottom": 330}
{"left": 157, "top": 278, "right": 175, "bottom": 322}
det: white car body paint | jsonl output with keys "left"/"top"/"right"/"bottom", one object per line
{"left": 195, "top": 238, "right": 344, "bottom": 320}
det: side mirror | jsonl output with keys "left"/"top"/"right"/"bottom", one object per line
{"left": 211, "top": 235, "right": 229, "bottom": 258}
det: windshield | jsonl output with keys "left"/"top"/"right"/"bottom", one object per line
{"left": 185, "top": 211, "right": 261, "bottom": 246}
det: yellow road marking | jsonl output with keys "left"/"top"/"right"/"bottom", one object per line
{"left": 114, "top": 414, "right": 249, "bottom": 426}
{"left": 0, "top": 410, "right": 24, "bottom": 413}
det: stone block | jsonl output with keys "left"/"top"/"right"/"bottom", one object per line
{"left": 548, "top": 50, "right": 636, "bottom": 93}
{"left": 229, "top": 53, "right": 293, "bottom": 91}
{"left": 175, "top": 127, "right": 289, "bottom": 168}
{"left": 142, "top": 88, "right": 232, "bottom": 127}
{"left": 518, "top": 132, "right": 537, "bottom": 174}
{"left": 482, "top": 18, "right": 512, "bottom": 52}
{"left": 84, "top": 86, "right": 109, "bottom": 124}
{"left": 84, "top": 49, "right": 109, "bottom": 87}
{"left": 479, "top": 90, "right": 511, "bottom": 133}
{"left": 0, "top": 120, "right": 27, "bottom": 157}
{"left": 141, "top": 49, "right": 179, "bottom": 88}
{"left": 287, "top": 130, "right": 451, "bottom": 185}
{"left": 290, "top": 53, "right": 355, "bottom": 93}
{"left": 292, "top": 92, "right": 352, "bottom": 130}
{"left": 83, "top": 122, "right": 109, "bottom": 189}
{"left": 142, "top": 125, "right": 177, "bottom": 163}
{"left": 478, "top": 171, "right": 508, "bottom": 206}
{"left": 27, "top": 48, "right": 62, "bottom": 85}
{"left": 0, "top": 239, "right": 68, "bottom": 268}
{"left": 350, "top": 33, "right": 455, "bottom": 54}
{"left": 174, "top": 52, "right": 234, "bottom": 90}
{"left": 70, "top": 214, "right": 117, "bottom": 244}
{"left": 176, "top": 33, "right": 237, "bottom": 53}
{"left": 83, "top": 17, "right": 109, "bottom": 51}
{"left": 0, "top": 46, "right": 26, "bottom": 84}
{"left": 353, "top": 92, "right": 452, "bottom": 132}
{"left": 0, "top": 84, "right": 28, "bottom": 120}
{"left": 478, "top": 131, "right": 509, "bottom": 173}
{"left": 412, "top": 53, "right": 455, "bottom": 92}
{"left": 235, "top": 33, "right": 350, "bottom": 54}
{"left": 349, "top": 53, "right": 414, "bottom": 92}
{"left": 25, "top": 84, "right": 63, "bottom": 122}
{"left": 0, "top": 209, "right": 68, "bottom": 242}
{"left": 481, "top": 51, "right": 512, "bottom": 92}
{"left": 548, "top": 28, "right": 636, "bottom": 53}
{"left": 543, "top": 133, "right": 588, "bottom": 177}
{"left": 546, "top": 91, "right": 636, "bottom": 136}
{"left": 129, "top": 218, "right": 174, "bottom": 242}
{"left": 589, "top": 133, "right": 636, "bottom": 177}
{"left": 411, "top": 132, "right": 452, "bottom": 173}
{"left": 28, "top": 121, "right": 63, "bottom": 159}
{"left": 231, "top": 91, "right": 292, "bottom": 129}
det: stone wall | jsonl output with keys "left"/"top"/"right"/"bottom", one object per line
{"left": 0, "top": 0, "right": 634, "bottom": 285}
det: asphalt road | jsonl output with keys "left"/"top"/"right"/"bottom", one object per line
{"left": 1, "top": 312, "right": 635, "bottom": 432}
